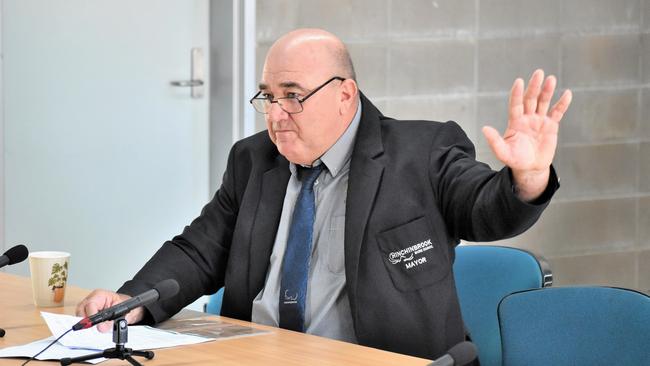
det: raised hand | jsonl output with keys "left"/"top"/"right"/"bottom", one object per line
{"left": 482, "top": 69, "right": 572, "bottom": 201}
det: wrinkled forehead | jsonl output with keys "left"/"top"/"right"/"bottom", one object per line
{"left": 260, "top": 41, "right": 335, "bottom": 90}
{"left": 259, "top": 70, "right": 310, "bottom": 92}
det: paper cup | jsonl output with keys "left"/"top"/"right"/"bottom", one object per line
{"left": 28, "top": 251, "right": 70, "bottom": 307}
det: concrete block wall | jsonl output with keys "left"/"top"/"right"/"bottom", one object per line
{"left": 255, "top": 0, "right": 650, "bottom": 294}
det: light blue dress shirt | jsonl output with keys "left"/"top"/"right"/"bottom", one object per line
{"left": 251, "top": 100, "right": 362, "bottom": 343}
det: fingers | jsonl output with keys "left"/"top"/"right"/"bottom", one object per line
{"left": 536, "top": 75, "right": 556, "bottom": 116}
{"left": 509, "top": 78, "right": 525, "bottom": 122}
{"left": 549, "top": 89, "right": 573, "bottom": 123}
{"left": 84, "top": 301, "right": 100, "bottom": 318}
{"left": 76, "top": 290, "right": 109, "bottom": 317}
{"left": 97, "top": 321, "right": 114, "bottom": 333}
{"left": 75, "top": 297, "right": 88, "bottom": 317}
{"left": 513, "top": 70, "right": 569, "bottom": 122}
{"left": 482, "top": 126, "right": 511, "bottom": 165}
{"left": 125, "top": 306, "right": 146, "bottom": 326}
{"left": 523, "top": 69, "right": 544, "bottom": 115}
{"left": 75, "top": 290, "right": 134, "bottom": 333}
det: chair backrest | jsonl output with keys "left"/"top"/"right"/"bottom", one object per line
{"left": 453, "top": 245, "right": 552, "bottom": 366}
{"left": 498, "top": 286, "right": 650, "bottom": 366}
{"left": 204, "top": 287, "right": 224, "bottom": 315}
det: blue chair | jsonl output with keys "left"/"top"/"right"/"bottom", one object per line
{"left": 453, "top": 245, "right": 552, "bottom": 366}
{"left": 498, "top": 286, "right": 650, "bottom": 366}
{"left": 204, "top": 287, "right": 224, "bottom": 315}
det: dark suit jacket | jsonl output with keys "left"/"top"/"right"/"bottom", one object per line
{"left": 119, "top": 93, "right": 557, "bottom": 360}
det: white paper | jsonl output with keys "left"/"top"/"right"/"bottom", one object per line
{"left": 0, "top": 312, "right": 217, "bottom": 364}
{"left": 0, "top": 336, "right": 106, "bottom": 364}
{"left": 41, "top": 312, "right": 112, "bottom": 350}
{"left": 40, "top": 312, "right": 214, "bottom": 350}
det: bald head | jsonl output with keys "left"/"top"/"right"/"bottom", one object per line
{"left": 264, "top": 29, "right": 356, "bottom": 81}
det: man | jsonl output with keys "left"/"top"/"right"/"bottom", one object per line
{"left": 77, "top": 28, "right": 572, "bottom": 360}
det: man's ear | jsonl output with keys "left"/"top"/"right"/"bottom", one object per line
{"left": 339, "top": 79, "right": 359, "bottom": 115}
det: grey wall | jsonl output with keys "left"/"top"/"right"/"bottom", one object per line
{"left": 254, "top": 0, "right": 650, "bottom": 294}
{"left": 209, "top": 0, "right": 234, "bottom": 195}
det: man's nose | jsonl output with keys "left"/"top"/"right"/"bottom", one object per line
{"left": 267, "top": 102, "right": 289, "bottom": 121}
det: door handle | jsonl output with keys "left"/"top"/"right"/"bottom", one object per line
{"left": 170, "top": 48, "right": 204, "bottom": 98}
{"left": 170, "top": 80, "right": 204, "bottom": 87}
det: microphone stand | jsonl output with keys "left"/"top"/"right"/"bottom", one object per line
{"left": 59, "top": 317, "right": 154, "bottom": 366}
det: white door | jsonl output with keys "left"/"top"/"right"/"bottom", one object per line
{"left": 2, "top": 0, "right": 210, "bottom": 297}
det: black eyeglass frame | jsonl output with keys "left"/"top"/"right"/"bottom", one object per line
{"left": 249, "top": 76, "right": 346, "bottom": 114}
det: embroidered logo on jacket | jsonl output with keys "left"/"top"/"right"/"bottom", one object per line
{"left": 388, "top": 239, "right": 433, "bottom": 269}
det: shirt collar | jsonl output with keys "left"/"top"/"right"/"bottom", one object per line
{"left": 290, "top": 99, "right": 362, "bottom": 178}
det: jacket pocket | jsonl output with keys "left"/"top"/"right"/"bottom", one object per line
{"left": 376, "top": 216, "right": 450, "bottom": 292}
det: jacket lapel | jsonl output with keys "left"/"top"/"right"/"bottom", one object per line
{"left": 345, "top": 93, "right": 385, "bottom": 321}
{"left": 248, "top": 153, "right": 290, "bottom": 300}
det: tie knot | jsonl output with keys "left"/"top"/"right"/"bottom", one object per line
{"left": 298, "top": 164, "right": 323, "bottom": 189}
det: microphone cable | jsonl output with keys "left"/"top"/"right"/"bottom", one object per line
{"left": 21, "top": 328, "right": 72, "bottom": 366}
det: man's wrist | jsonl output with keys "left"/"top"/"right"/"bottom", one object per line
{"left": 511, "top": 167, "right": 551, "bottom": 202}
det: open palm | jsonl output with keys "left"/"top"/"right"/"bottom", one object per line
{"left": 483, "top": 69, "right": 572, "bottom": 175}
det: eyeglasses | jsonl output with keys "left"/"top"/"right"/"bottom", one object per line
{"left": 249, "top": 76, "right": 345, "bottom": 114}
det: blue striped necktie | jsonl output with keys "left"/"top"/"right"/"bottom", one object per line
{"left": 279, "top": 164, "right": 323, "bottom": 332}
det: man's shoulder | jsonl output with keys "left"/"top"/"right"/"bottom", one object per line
{"left": 360, "top": 92, "right": 471, "bottom": 143}
{"left": 236, "top": 129, "right": 272, "bottom": 146}
{"left": 224, "top": 130, "right": 283, "bottom": 173}
{"left": 379, "top": 116, "right": 448, "bottom": 129}
{"left": 377, "top": 116, "right": 471, "bottom": 144}
{"left": 232, "top": 130, "right": 277, "bottom": 155}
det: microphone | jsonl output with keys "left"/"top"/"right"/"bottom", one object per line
{"left": 0, "top": 244, "right": 29, "bottom": 269}
{"left": 72, "top": 279, "right": 179, "bottom": 331}
{"left": 1, "top": 245, "right": 28, "bottom": 338}
{"left": 428, "top": 341, "right": 478, "bottom": 366}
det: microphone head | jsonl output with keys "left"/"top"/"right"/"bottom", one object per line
{"left": 448, "top": 341, "right": 478, "bottom": 366}
{"left": 4, "top": 245, "right": 29, "bottom": 265}
{"left": 154, "top": 279, "right": 180, "bottom": 300}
